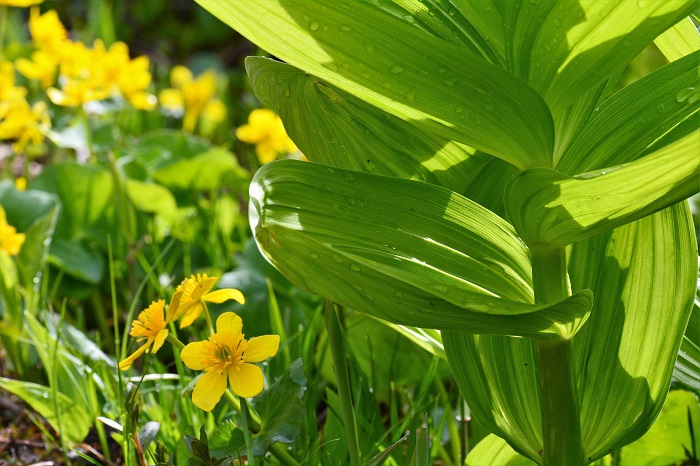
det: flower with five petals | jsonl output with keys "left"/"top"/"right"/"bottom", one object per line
{"left": 181, "top": 312, "right": 279, "bottom": 411}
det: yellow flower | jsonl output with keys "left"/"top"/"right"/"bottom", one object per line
{"left": 181, "top": 312, "right": 279, "bottom": 411}
{"left": 158, "top": 66, "right": 226, "bottom": 133}
{"left": 0, "top": 0, "right": 43, "bottom": 7}
{"left": 0, "top": 98, "right": 50, "bottom": 152}
{"left": 118, "top": 299, "right": 171, "bottom": 370}
{"left": 28, "top": 8, "right": 68, "bottom": 55}
{"left": 236, "top": 109, "right": 297, "bottom": 164}
{"left": 0, "top": 205, "right": 25, "bottom": 256}
{"left": 0, "top": 62, "right": 27, "bottom": 104}
{"left": 15, "top": 177, "right": 27, "bottom": 191}
{"left": 170, "top": 273, "right": 245, "bottom": 328}
{"left": 16, "top": 50, "right": 58, "bottom": 88}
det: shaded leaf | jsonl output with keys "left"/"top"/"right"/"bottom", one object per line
{"left": 674, "top": 297, "right": 700, "bottom": 393}
{"left": 197, "top": 0, "right": 555, "bottom": 169}
{"left": 251, "top": 160, "right": 592, "bottom": 338}
{"left": 465, "top": 434, "right": 537, "bottom": 466}
{"left": 506, "top": 131, "right": 700, "bottom": 248}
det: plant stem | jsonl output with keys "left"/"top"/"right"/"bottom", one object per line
{"left": 240, "top": 399, "right": 255, "bottom": 466}
{"left": 325, "top": 300, "right": 361, "bottom": 466}
{"left": 531, "top": 246, "right": 583, "bottom": 465}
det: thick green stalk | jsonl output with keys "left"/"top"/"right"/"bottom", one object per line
{"left": 325, "top": 300, "right": 361, "bottom": 466}
{"left": 531, "top": 246, "right": 583, "bottom": 465}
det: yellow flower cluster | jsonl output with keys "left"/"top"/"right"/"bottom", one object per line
{"left": 159, "top": 66, "right": 227, "bottom": 133}
{"left": 236, "top": 109, "right": 298, "bottom": 164}
{"left": 0, "top": 61, "right": 50, "bottom": 152}
{"left": 0, "top": 205, "right": 25, "bottom": 256}
{"left": 119, "top": 274, "right": 278, "bottom": 411}
{"left": 15, "top": 8, "right": 156, "bottom": 109}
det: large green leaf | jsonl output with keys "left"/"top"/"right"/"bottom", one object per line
{"left": 250, "top": 160, "right": 592, "bottom": 339}
{"left": 0, "top": 377, "right": 91, "bottom": 444}
{"left": 197, "top": 0, "right": 555, "bottom": 169}
{"left": 506, "top": 131, "right": 700, "bottom": 248}
{"left": 246, "top": 56, "right": 489, "bottom": 193}
{"left": 557, "top": 51, "right": 700, "bottom": 175}
{"left": 446, "top": 203, "right": 696, "bottom": 462}
{"left": 655, "top": 17, "right": 700, "bottom": 62}
{"left": 570, "top": 203, "right": 697, "bottom": 459}
{"left": 502, "top": 0, "right": 695, "bottom": 113}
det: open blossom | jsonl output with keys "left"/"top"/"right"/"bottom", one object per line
{"left": 236, "top": 109, "right": 297, "bottom": 164}
{"left": 28, "top": 8, "right": 68, "bottom": 55}
{"left": 0, "top": 98, "right": 50, "bottom": 153}
{"left": 0, "top": 0, "right": 43, "bottom": 8}
{"left": 181, "top": 312, "right": 279, "bottom": 411}
{"left": 158, "top": 66, "right": 226, "bottom": 133}
{"left": 118, "top": 299, "right": 172, "bottom": 370}
{"left": 170, "top": 273, "right": 245, "bottom": 328}
{"left": 0, "top": 205, "right": 26, "bottom": 256}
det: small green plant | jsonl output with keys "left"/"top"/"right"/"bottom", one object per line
{"left": 198, "top": 1, "right": 700, "bottom": 464}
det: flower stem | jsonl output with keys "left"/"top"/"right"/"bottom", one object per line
{"left": 166, "top": 332, "right": 185, "bottom": 351}
{"left": 531, "top": 246, "right": 583, "bottom": 465}
{"left": 222, "top": 390, "right": 299, "bottom": 466}
{"left": 202, "top": 302, "right": 215, "bottom": 335}
{"left": 325, "top": 300, "right": 361, "bottom": 466}
{"left": 240, "top": 399, "right": 255, "bottom": 466}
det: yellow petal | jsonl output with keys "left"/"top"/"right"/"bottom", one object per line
{"left": 192, "top": 370, "right": 227, "bottom": 411}
{"left": 177, "top": 299, "right": 204, "bottom": 328}
{"left": 255, "top": 143, "right": 278, "bottom": 165}
{"left": 152, "top": 329, "right": 169, "bottom": 354}
{"left": 204, "top": 288, "right": 245, "bottom": 305}
{"left": 15, "top": 177, "right": 27, "bottom": 191}
{"left": 215, "top": 312, "right": 243, "bottom": 341}
{"left": 166, "top": 290, "right": 183, "bottom": 322}
{"left": 244, "top": 335, "right": 280, "bottom": 363}
{"left": 202, "top": 99, "right": 226, "bottom": 122}
{"left": 0, "top": 0, "right": 44, "bottom": 7}
{"left": 128, "top": 92, "right": 156, "bottom": 111}
{"left": 191, "top": 275, "right": 218, "bottom": 300}
{"left": 181, "top": 341, "right": 211, "bottom": 370}
{"left": 118, "top": 341, "right": 151, "bottom": 370}
{"left": 229, "top": 363, "right": 264, "bottom": 398}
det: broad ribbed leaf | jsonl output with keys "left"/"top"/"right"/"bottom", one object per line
{"left": 509, "top": 0, "right": 695, "bottom": 113}
{"left": 246, "top": 56, "right": 489, "bottom": 193}
{"left": 655, "top": 17, "right": 700, "bottom": 62}
{"left": 506, "top": 131, "right": 700, "bottom": 247}
{"left": 251, "top": 160, "right": 592, "bottom": 338}
{"left": 447, "top": 203, "right": 696, "bottom": 462}
{"left": 466, "top": 434, "right": 536, "bottom": 466}
{"left": 198, "top": 0, "right": 554, "bottom": 169}
{"left": 570, "top": 203, "right": 697, "bottom": 459}
{"left": 558, "top": 52, "right": 700, "bottom": 175}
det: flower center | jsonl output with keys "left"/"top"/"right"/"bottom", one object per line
{"left": 209, "top": 334, "right": 247, "bottom": 372}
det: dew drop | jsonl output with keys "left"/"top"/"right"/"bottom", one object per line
{"left": 676, "top": 86, "right": 695, "bottom": 102}
{"left": 404, "top": 90, "right": 416, "bottom": 103}
{"left": 346, "top": 198, "right": 356, "bottom": 206}
{"left": 308, "top": 20, "right": 320, "bottom": 31}
{"left": 437, "top": 67, "right": 447, "bottom": 74}
{"left": 327, "top": 167, "right": 335, "bottom": 174}
{"left": 394, "top": 291, "right": 404, "bottom": 298}
{"left": 365, "top": 43, "right": 375, "bottom": 52}
{"left": 445, "top": 77, "right": 458, "bottom": 86}
{"left": 350, "top": 263, "right": 361, "bottom": 272}
{"left": 340, "top": 24, "right": 353, "bottom": 31}
{"left": 389, "top": 64, "right": 404, "bottom": 74}
{"left": 326, "top": 63, "right": 339, "bottom": 72}
{"left": 454, "top": 106, "right": 464, "bottom": 113}
{"left": 343, "top": 172, "right": 355, "bottom": 182}
{"left": 309, "top": 252, "right": 319, "bottom": 259}
{"left": 403, "top": 15, "right": 416, "bottom": 24}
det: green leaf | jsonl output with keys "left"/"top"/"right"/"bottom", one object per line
{"left": 512, "top": 0, "right": 695, "bottom": 113}
{"left": 569, "top": 204, "right": 697, "bottom": 459}
{"left": 655, "top": 17, "right": 700, "bottom": 62}
{"left": 557, "top": 51, "right": 700, "bottom": 175}
{"left": 47, "top": 238, "right": 104, "bottom": 284}
{"left": 0, "top": 377, "right": 91, "bottom": 444}
{"left": 618, "top": 390, "right": 700, "bottom": 465}
{"left": 251, "top": 160, "right": 592, "bottom": 339}
{"left": 151, "top": 149, "right": 249, "bottom": 192}
{"left": 210, "top": 359, "right": 307, "bottom": 458}
{"left": 506, "top": 131, "right": 700, "bottom": 248}
{"left": 465, "top": 434, "right": 537, "bottom": 466}
{"left": 197, "top": 0, "right": 555, "bottom": 169}
{"left": 674, "top": 298, "right": 700, "bottom": 393}
{"left": 246, "top": 56, "right": 489, "bottom": 193}
{"left": 30, "top": 162, "right": 115, "bottom": 249}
